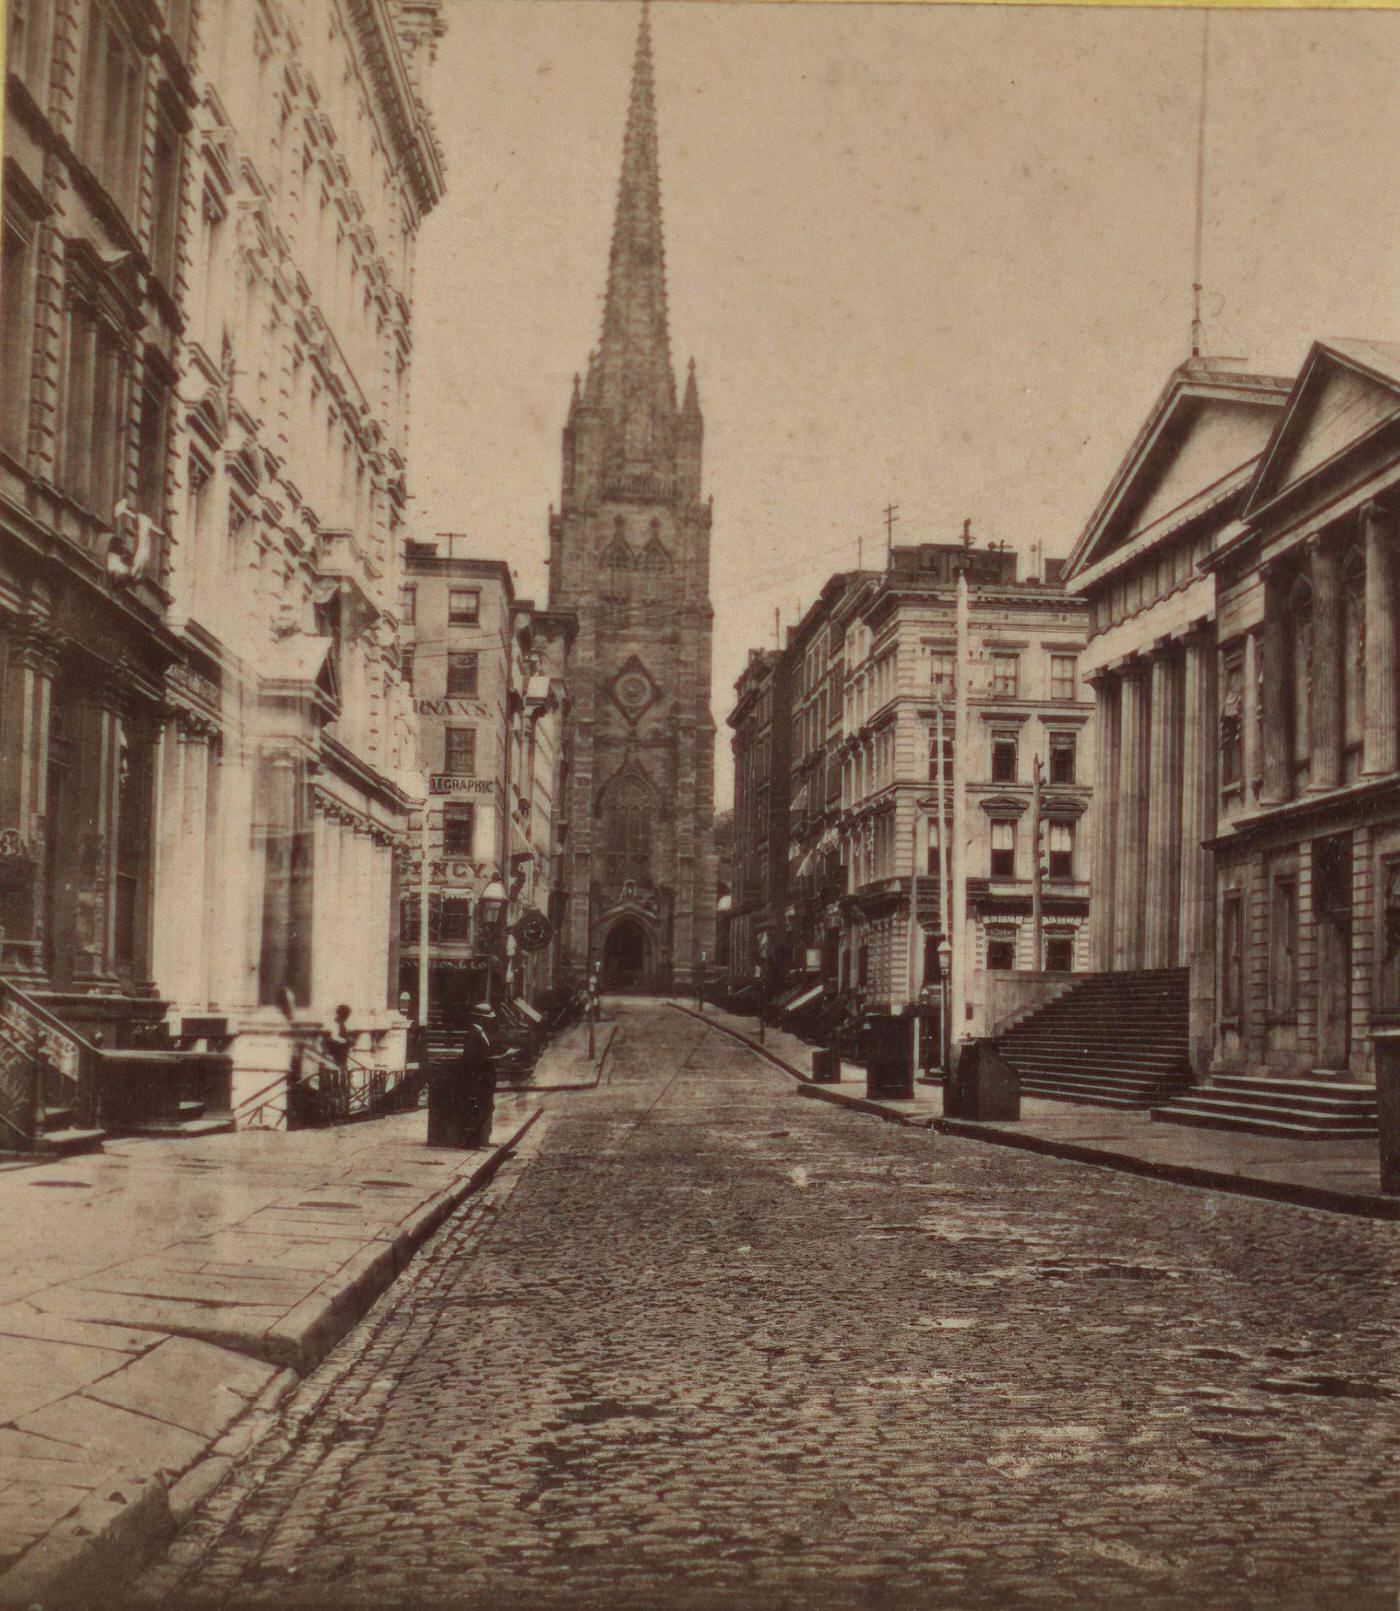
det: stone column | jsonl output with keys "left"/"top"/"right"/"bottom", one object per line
{"left": 1362, "top": 501, "right": 1397, "bottom": 776}
{"left": 1089, "top": 673, "right": 1119, "bottom": 972}
{"left": 1242, "top": 629, "right": 1261, "bottom": 802}
{"left": 1144, "top": 648, "right": 1182, "bottom": 968}
{"left": 1260, "top": 568, "right": 1293, "bottom": 804}
{"left": 1179, "top": 632, "right": 1217, "bottom": 962}
{"left": 1113, "top": 663, "right": 1150, "bottom": 971}
{"left": 1308, "top": 533, "right": 1342, "bottom": 791}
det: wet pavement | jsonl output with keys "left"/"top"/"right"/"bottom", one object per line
{"left": 131, "top": 1002, "right": 1399, "bottom": 1610}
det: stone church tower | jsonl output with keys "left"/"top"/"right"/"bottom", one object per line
{"left": 547, "top": 3, "right": 717, "bottom": 991}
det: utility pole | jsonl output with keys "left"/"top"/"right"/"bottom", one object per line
{"left": 883, "top": 503, "right": 899, "bottom": 568}
{"left": 950, "top": 572, "right": 969, "bottom": 1052}
{"left": 1032, "top": 753, "right": 1045, "bottom": 972}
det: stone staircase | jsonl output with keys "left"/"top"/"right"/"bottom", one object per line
{"left": 993, "top": 968, "right": 1193, "bottom": 1109}
{"left": 31, "top": 1102, "right": 105, "bottom": 1158}
{"left": 1151, "top": 1074, "right": 1379, "bottom": 1140}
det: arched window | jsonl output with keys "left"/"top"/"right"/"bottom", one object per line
{"left": 601, "top": 775, "right": 653, "bottom": 889}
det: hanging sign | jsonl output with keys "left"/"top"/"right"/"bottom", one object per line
{"left": 429, "top": 776, "right": 495, "bottom": 796}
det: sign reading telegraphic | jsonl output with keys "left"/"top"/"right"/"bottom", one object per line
{"left": 428, "top": 775, "right": 496, "bottom": 796}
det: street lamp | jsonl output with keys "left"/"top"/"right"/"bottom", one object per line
{"left": 936, "top": 937, "right": 952, "bottom": 1076}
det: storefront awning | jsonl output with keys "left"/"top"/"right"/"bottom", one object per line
{"left": 787, "top": 984, "right": 823, "bottom": 1013}
{"left": 513, "top": 998, "right": 542, "bottom": 1023}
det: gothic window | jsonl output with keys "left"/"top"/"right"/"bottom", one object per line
{"left": 643, "top": 538, "right": 671, "bottom": 574}
{"left": 1342, "top": 546, "right": 1366, "bottom": 761}
{"left": 604, "top": 538, "right": 634, "bottom": 572}
{"left": 601, "top": 775, "right": 653, "bottom": 889}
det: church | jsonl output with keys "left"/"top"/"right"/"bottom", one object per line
{"left": 546, "top": 4, "right": 718, "bottom": 992}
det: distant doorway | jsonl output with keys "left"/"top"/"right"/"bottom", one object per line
{"left": 601, "top": 919, "right": 650, "bottom": 991}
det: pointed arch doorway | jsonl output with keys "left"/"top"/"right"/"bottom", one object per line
{"left": 601, "top": 918, "right": 652, "bottom": 992}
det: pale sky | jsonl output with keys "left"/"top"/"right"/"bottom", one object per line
{"left": 412, "top": 0, "right": 1400, "bottom": 804}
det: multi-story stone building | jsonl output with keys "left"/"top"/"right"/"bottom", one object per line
{"left": 1, "top": 0, "right": 446, "bottom": 1134}
{"left": 397, "top": 540, "right": 575, "bottom": 1017}
{"left": 1063, "top": 357, "right": 1291, "bottom": 1070}
{"left": 727, "top": 650, "right": 789, "bottom": 990}
{"left": 546, "top": 4, "right": 717, "bottom": 993}
{"left": 1, "top": 0, "right": 196, "bottom": 1037}
{"left": 152, "top": 0, "right": 445, "bottom": 1099}
{"left": 1207, "top": 339, "right": 1400, "bottom": 1089}
{"left": 838, "top": 543, "right": 1093, "bottom": 1032}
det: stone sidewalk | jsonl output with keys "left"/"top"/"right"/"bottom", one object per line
{"left": 675, "top": 1001, "right": 1400, "bottom": 1222}
{"left": 0, "top": 1087, "right": 545, "bottom": 1606}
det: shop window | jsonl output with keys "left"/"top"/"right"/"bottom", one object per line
{"left": 1221, "top": 893, "right": 1244, "bottom": 1022}
{"left": 987, "top": 937, "right": 1016, "bottom": 971}
{"left": 1049, "top": 732, "right": 1076, "bottom": 784}
{"left": 1050, "top": 655, "right": 1078, "bottom": 701}
{"left": 444, "top": 727, "right": 476, "bottom": 776}
{"left": 440, "top": 896, "right": 472, "bottom": 942}
{"left": 990, "top": 820, "right": 1015, "bottom": 878}
{"left": 443, "top": 802, "right": 474, "bottom": 855}
{"left": 1048, "top": 821, "right": 1074, "bottom": 880}
{"left": 991, "top": 735, "right": 1018, "bottom": 783}
{"left": 1045, "top": 936, "right": 1074, "bottom": 973}
{"left": 991, "top": 654, "right": 1019, "bottom": 697}
{"left": 447, "top": 652, "right": 479, "bottom": 697}
{"left": 1269, "top": 876, "right": 1297, "bottom": 1015}
{"left": 449, "top": 587, "right": 480, "bottom": 625}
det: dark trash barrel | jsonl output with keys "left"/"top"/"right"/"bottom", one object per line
{"left": 862, "top": 1013, "right": 914, "bottom": 1101}
{"left": 810, "top": 1046, "right": 841, "bottom": 1084}
{"left": 944, "top": 1038, "right": 1020, "bottom": 1121}
{"left": 427, "top": 1028, "right": 496, "bottom": 1149}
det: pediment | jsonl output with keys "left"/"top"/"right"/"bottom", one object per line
{"left": 1066, "top": 365, "right": 1287, "bottom": 580}
{"left": 1244, "top": 340, "right": 1400, "bottom": 517}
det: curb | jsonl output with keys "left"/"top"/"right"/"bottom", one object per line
{"left": 0, "top": 1105, "right": 543, "bottom": 1609}
{"left": 672, "top": 1003, "right": 1400, "bottom": 1223}
{"left": 509, "top": 1021, "right": 619, "bottom": 1093}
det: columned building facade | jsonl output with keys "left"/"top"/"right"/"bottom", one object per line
{"left": 547, "top": 6, "right": 717, "bottom": 992}
{"left": 1207, "top": 340, "right": 1400, "bottom": 1083}
{"left": 1065, "top": 360, "right": 1291, "bottom": 1070}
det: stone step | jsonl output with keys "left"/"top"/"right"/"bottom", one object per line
{"left": 1018, "top": 1083, "right": 1155, "bottom": 1110}
{"left": 1156, "top": 1094, "right": 1376, "bottom": 1127}
{"left": 1211, "top": 1074, "right": 1377, "bottom": 1101}
{"left": 118, "top": 1116, "right": 235, "bottom": 1139}
{"left": 34, "top": 1127, "right": 105, "bottom": 1157}
{"left": 1003, "top": 1046, "right": 1189, "bottom": 1068}
{"left": 1149, "top": 1105, "right": 1377, "bottom": 1141}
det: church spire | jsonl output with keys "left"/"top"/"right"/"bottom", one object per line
{"left": 589, "top": 0, "right": 677, "bottom": 468}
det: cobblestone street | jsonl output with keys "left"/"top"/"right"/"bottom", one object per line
{"left": 132, "top": 1003, "right": 1399, "bottom": 1611}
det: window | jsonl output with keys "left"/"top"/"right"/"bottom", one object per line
{"left": 1380, "top": 856, "right": 1400, "bottom": 1013}
{"left": 449, "top": 588, "right": 480, "bottom": 625}
{"left": 1050, "top": 655, "right": 1078, "bottom": 701}
{"left": 402, "top": 649, "right": 414, "bottom": 689}
{"left": 991, "top": 735, "right": 1018, "bottom": 783}
{"left": 447, "top": 652, "right": 478, "bottom": 697}
{"left": 927, "top": 726, "right": 953, "bottom": 782}
{"left": 1049, "top": 732, "right": 1076, "bottom": 785}
{"left": 8, "top": 0, "right": 54, "bottom": 90}
{"left": 991, "top": 654, "right": 1019, "bottom": 697}
{"left": 399, "top": 893, "right": 418, "bottom": 942}
{"left": 401, "top": 585, "right": 416, "bottom": 625}
{"left": 1048, "top": 821, "right": 1074, "bottom": 880}
{"left": 1, "top": 210, "right": 34, "bottom": 460}
{"left": 990, "top": 820, "right": 1015, "bottom": 878}
{"left": 1220, "top": 650, "right": 1243, "bottom": 790}
{"left": 79, "top": 5, "right": 144, "bottom": 216}
{"left": 1221, "top": 893, "right": 1244, "bottom": 1021}
{"left": 440, "top": 896, "right": 472, "bottom": 942}
{"left": 136, "top": 361, "right": 172, "bottom": 526}
{"left": 60, "top": 274, "right": 130, "bottom": 514}
{"left": 1269, "top": 876, "right": 1297, "bottom": 1014}
{"left": 1045, "top": 936, "right": 1074, "bottom": 973}
{"left": 443, "top": 802, "right": 474, "bottom": 855}
{"left": 930, "top": 652, "right": 954, "bottom": 694}
{"left": 149, "top": 101, "right": 183, "bottom": 288}
{"left": 443, "top": 727, "right": 476, "bottom": 776}
{"left": 987, "top": 937, "right": 1016, "bottom": 971}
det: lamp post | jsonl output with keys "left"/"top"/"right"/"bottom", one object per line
{"left": 936, "top": 937, "right": 952, "bottom": 1076}
{"left": 478, "top": 878, "right": 507, "bottom": 1004}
